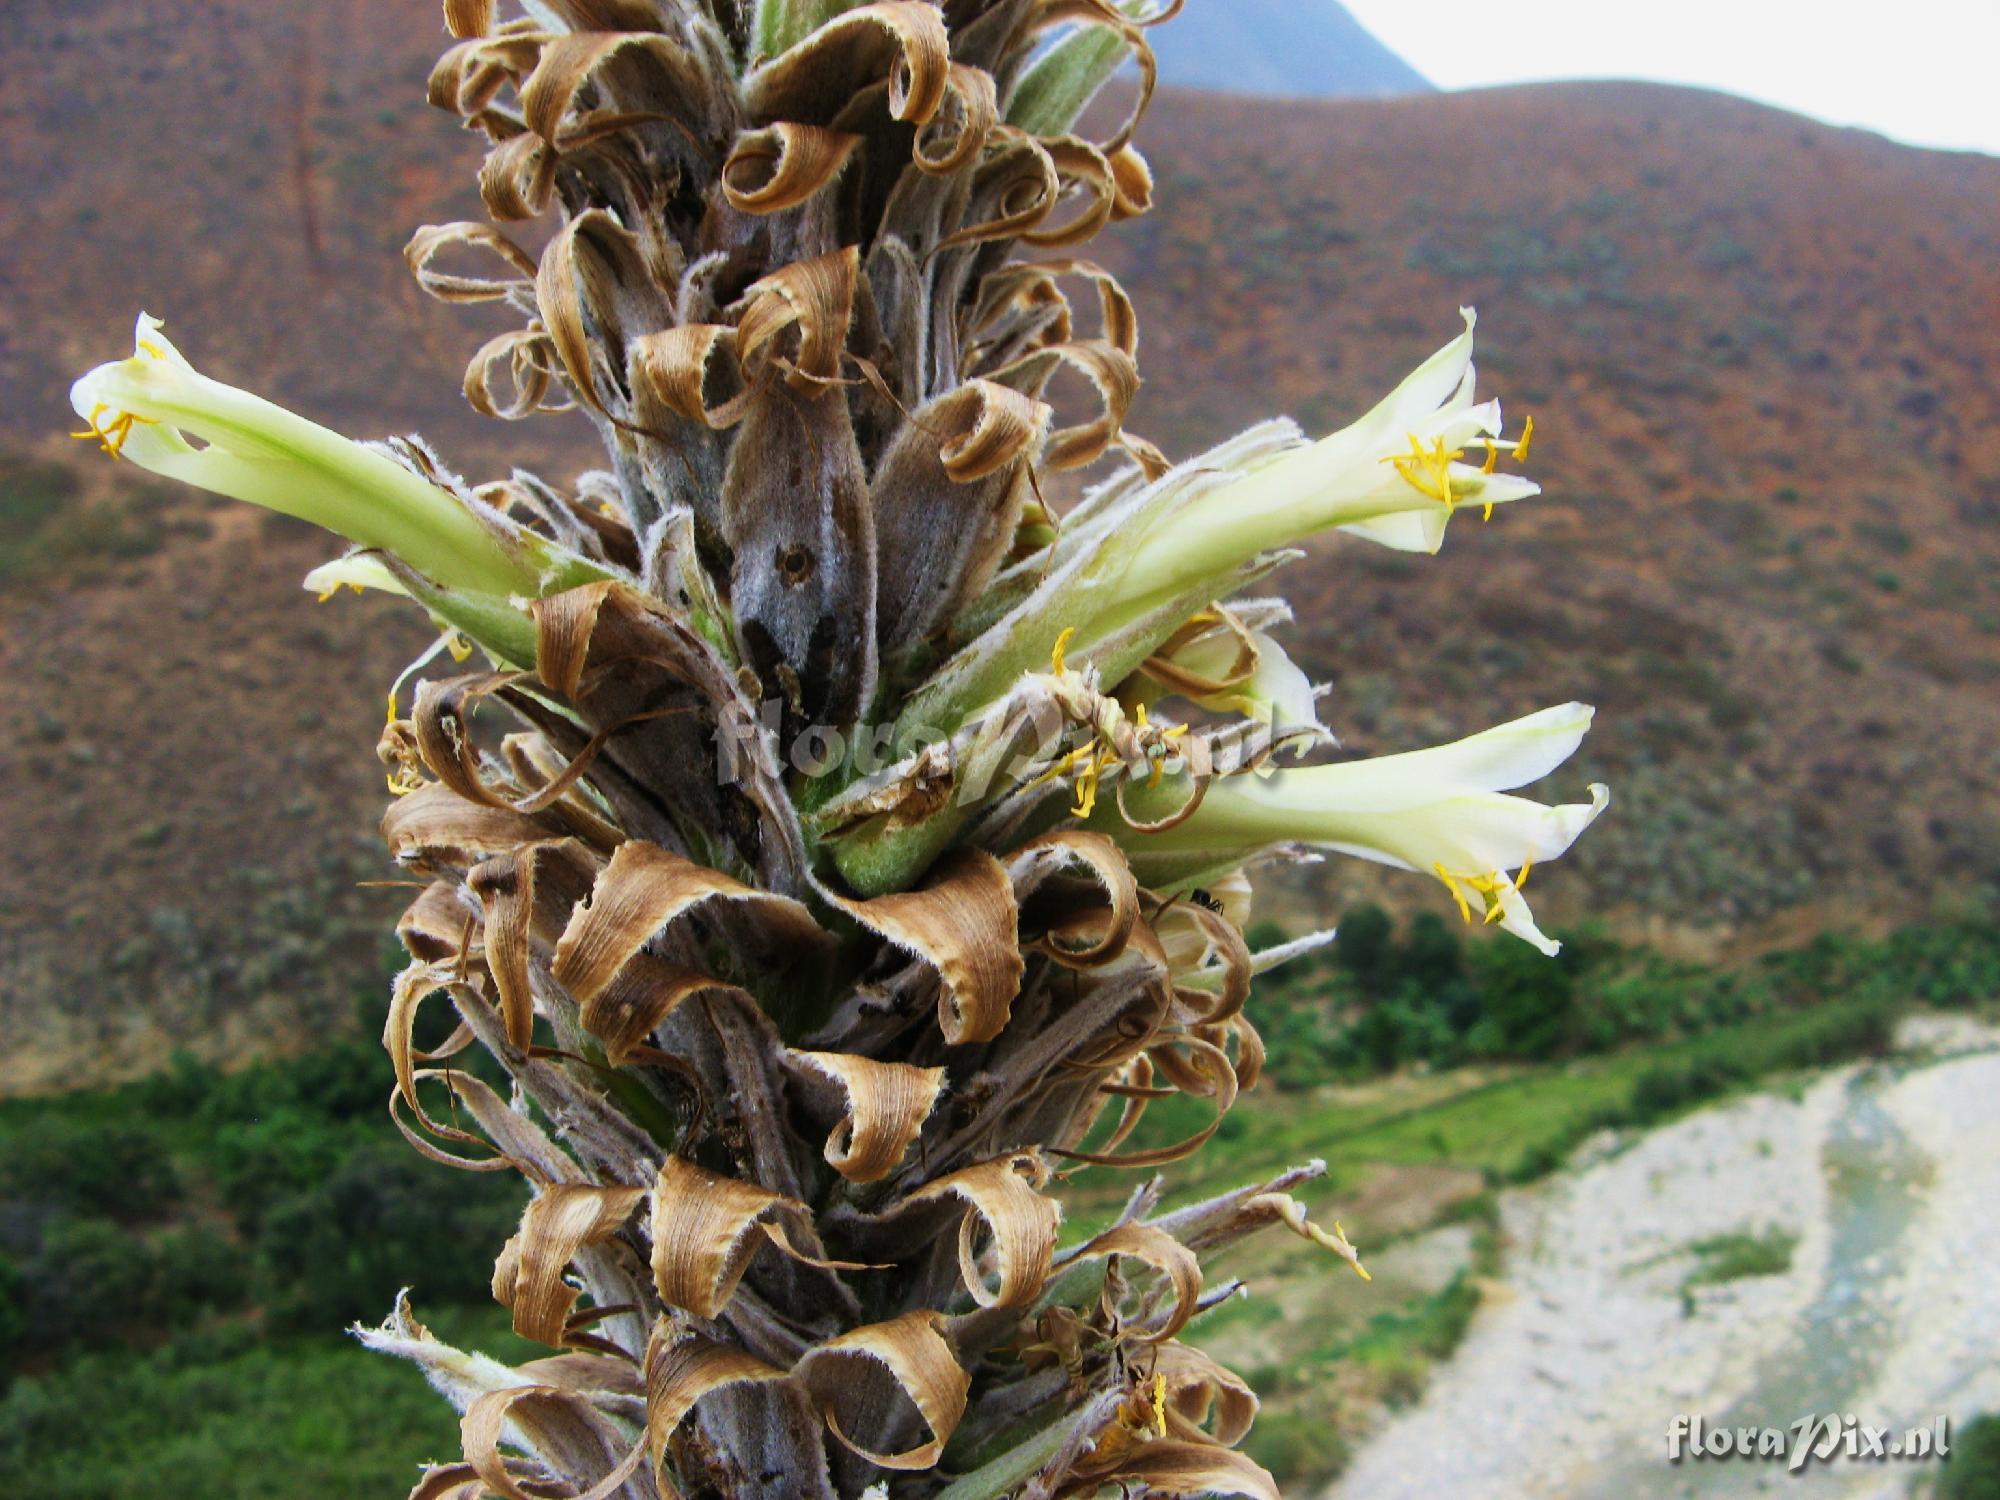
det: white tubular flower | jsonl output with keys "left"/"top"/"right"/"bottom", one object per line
{"left": 1105, "top": 703, "right": 1608, "bottom": 955}
{"left": 70, "top": 314, "right": 571, "bottom": 600}
{"left": 1112, "top": 309, "right": 1537, "bottom": 602}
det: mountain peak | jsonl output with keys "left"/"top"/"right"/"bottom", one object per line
{"left": 1150, "top": 0, "right": 1432, "bottom": 98}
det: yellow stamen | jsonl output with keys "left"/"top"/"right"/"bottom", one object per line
{"left": 1050, "top": 626, "right": 1076, "bottom": 677}
{"left": 70, "top": 404, "right": 158, "bottom": 460}
{"left": 1072, "top": 749, "right": 1106, "bottom": 818}
{"left": 1387, "top": 433, "right": 1460, "bottom": 511}
{"left": 1443, "top": 861, "right": 1537, "bottom": 927}
{"left": 1434, "top": 863, "right": 1473, "bottom": 924}
{"left": 1481, "top": 438, "right": 1498, "bottom": 475}
{"left": 1515, "top": 414, "right": 1535, "bottom": 463}
{"left": 386, "top": 692, "right": 400, "bottom": 725}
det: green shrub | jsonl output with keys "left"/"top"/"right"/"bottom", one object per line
{"left": 152, "top": 1228, "right": 252, "bottom": 1322}
{"left": 27, "top": 1219, "right": 157, "bottom": 1349}
{"left": 1470, "top": 935, "right": 1578, "bottom": 1057}
{"left": 1681, "top": 1228, "right": 1797, "bottom": 1293}
{"left": 1243, "top": 1409, "right": 1351, "bottom": 1487}
{"left": 255, "top": 1147, "right": 523, "bottom": 1331}
{"left": 1332, "top": 904, "right": 1394, "bottom": 994}
{"left": 0, "top": 1120, "right": 179, "bottom": 1221}
{"left": 0, "top": 1256, "right": 24, "bottom": 1368}
{"left": 1940, "top": 1414, "right": 2000, "bottom": 1500}
{"left": 206, "top": 1110, "right": 355, "bottom": 1228}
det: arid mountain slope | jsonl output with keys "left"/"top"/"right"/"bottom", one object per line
{"left": 2, "top": 3, "right": 1996, "bottom": 1090}
{"left": 1145, "top": 0, "right": 1430, "bottom": 98}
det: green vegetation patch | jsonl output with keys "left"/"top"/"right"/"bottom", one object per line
{"left": 1682, "top": 1228, "right": 1798, "bottom": 1287}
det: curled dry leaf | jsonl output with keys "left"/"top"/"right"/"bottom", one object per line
{"left": 789, "top": 1050, "right": 947, "bottom": 1182}
{"left": 1150, "top": 1341, "right": 1260, "bottom": 1449}
{"left": 469, "top": 839, "right": 578, "bottom": 1050}
{"left": 988, "top": 337, "right": 1139, "bottom": 471}
{"left": 649, "top": 1154, "right": 852, "bottom": 1319}
{"left": 1009, "top": 829, "right": 1141, "bottom": 967}
{"left": 493, "top": 1183, "right": 647, "bottom": 1346}
{"left": 736, "top": 246, "right": 860, "bottom": 392}
{"left": 553, "top": 837, "right": 825, "bottom": 1010}
{"left": 937, "top": 129, "right": 1062, "bottom": 251}
{"left": 915, "top": 63, "right": 998, "bottom": 175}
{"left": 743, "top": 2, "right": 952, "bottom": 127}
{"left": 722, "top": 123, "right": 861, "bottom": 214}
{"left": 640, "top": 1327, "right": 793, "bottom": 1492}
{"left": 1073, "top": 1437, "right": 1280, "bottom": 1500}
{"left": 629, "top": 324, "right": 750, "bottom": 429}
{"left": 1021, "top": 137, "right": 1118, "bottom": 249}
{"left": 1017, "top": 0, "right": 1167, "bottom": 153}
{"left": 517, "top": 31, "right": 715, "bottom": 151}
{"left": 382, "top": 783, "right": 558, "bottom": 874}
{"left": 465, "top": 325, "right": 563, "bottom": 420}
{"left": 870, "top": 378, "right": 1049, "bottom": 652}
{"left": 460, "top": 1382, "right": 637, "bottom": 1500}
{"left": 1108, "top": 143, "right": 1154, "bottom": 219}
{"left": 905, "top": 1152, "right": 1062, "bottom": 1309}
{"left": 1058, "top": 1220, "right": 1201, "bottom": 1343}
{"left": 829, "top": 847, "right": 1024, "bottom": 1046}
{"left": 794, "top": 1310, "right": 970, "bottom": 1470}
{"left": 406, "top": 221, "right": 539, "bottom": 303}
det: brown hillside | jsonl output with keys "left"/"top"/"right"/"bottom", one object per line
{"left": 2, "top": 3, "right": 1997, "bottom": 1090}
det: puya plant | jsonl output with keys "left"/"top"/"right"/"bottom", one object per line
{"left": 69, "top": 1, "right": 1605, "bottom": 1495}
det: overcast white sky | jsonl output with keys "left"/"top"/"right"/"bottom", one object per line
{"left": 1342, "top": 1, "right": 2000, "bottom": 157}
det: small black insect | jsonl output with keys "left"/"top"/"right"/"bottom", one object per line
{"left": 1187, "top": 888, "right": 1224, "bottom": 913}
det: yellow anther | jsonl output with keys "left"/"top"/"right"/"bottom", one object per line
{"left": 1481, "top": 438, "right": 1499, "bottom": 475}
{"left": 1071, "top": 750, "right": 1106, "bottom": 818}
{"left": 1441, "top": 862, "right": 1535, "bottom": 926}
{"left": 1050, "top": 625, "right": 1076, "bottom": 677}
{"left": 445, "top": 632, "right": 473, "bottom": 663}
{"left": 1149, "top": 1373, "right": 1169, "bottom": 1437}
{"left": 386, "top": 692, "right": 400, "bottom": 725}
{"left": 1434, "top": 863, "right": 1473, "bottom": 924}
{"left": 1388, "top": 433, "right": 1460, "bottom": 510}
{"left": 1515, "top": 414, "right": 1535, "bottom": 463}
{"left": 69, "top": 403, "right": 157, "bottom": 460}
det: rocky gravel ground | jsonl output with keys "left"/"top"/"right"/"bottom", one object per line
{"left": 1329, "top": 1015, "right": 2000, "bottom": 1500}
